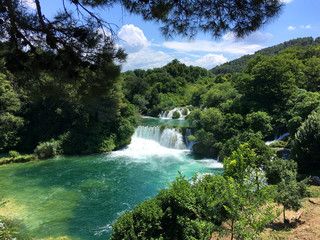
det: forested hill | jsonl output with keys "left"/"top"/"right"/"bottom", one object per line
{"left": 211, "top": 37, "right": 320, "bottom": 75}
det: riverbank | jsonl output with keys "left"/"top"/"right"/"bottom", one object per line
{"left": 0, "top": 153, "right": 38, "bottom": 166}
{"left": 211, "top": 186, "right": 320, "bottom": 240}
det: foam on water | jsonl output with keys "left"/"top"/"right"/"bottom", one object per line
{"left": 110, "top": 138, "right": 189, "bottom": 159}
{"left": 198, "top": 159, "right": 223, "bottom": 169}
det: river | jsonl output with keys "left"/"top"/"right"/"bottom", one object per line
{"left": 0, "top": 118, "right": 223, "bottom": 239}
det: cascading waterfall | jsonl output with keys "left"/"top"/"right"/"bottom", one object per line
{"left": 159, "top": 107, "right": 190, "bottom": 119}
{"left": 133, "top": 126, "right": 187, "bottom": 149}
{"left": 265, "top": 132, "right": 290, "bottom": 145}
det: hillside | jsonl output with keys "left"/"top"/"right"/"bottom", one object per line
{"left": 210, "top": 37, "right": 320, "bottom": 75}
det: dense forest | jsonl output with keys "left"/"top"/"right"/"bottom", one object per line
{"left": 211, "top": 37, "right": 320, "bottom": 74}
{"left": 0, "top": 41, "right": 137, "bottom": 156}
{"left": 121, "top": 38, "right": 320, "bottom": 174}
{"left": 110, "top": 38, "right": 320, "bottom": 240}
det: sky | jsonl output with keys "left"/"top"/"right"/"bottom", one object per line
{"left": 24, "top": 0, "right": 320, "bottom": 71}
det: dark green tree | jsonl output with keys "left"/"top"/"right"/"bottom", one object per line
{"left": 291, "top": 111, "right": 320, "bottom": 174}
{"left": 0, "top": 70, "right": 24, "bottom": 152}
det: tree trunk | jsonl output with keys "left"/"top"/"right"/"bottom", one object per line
{"left": 230, "top": 219, "right": 234, "bottom": 240}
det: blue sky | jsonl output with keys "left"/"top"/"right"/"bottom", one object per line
{"left": 24, "top": 0, "right": 320, "bottom": 71}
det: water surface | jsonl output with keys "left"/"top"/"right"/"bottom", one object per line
{"left": 0, "top": 123, "right": 222, "bottom": 239}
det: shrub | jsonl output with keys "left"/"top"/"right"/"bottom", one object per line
{"left": 0, "top": 154, "right": 37, "bottom": 165}
{"left": 291, "top": 111, "right": 320, "bottom": 173}
{"left": 9, "top": 150, "right": 20, "bottom": 158}
{"left": 14, "top": 154, "right": 37, "bottom": 163}
{"left": 172, "top": 111, "right": 181, "bottom": 119}
{"left": 182, "top": 108, "right": 188, "bottom": 116}
{"left": 34, "top": 139, "right": 62, "bottom": 159}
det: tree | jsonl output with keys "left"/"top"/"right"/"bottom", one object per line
{"left": 222, "top": 145, "right": 278, "bottom": 240}
{"left": 236, "top": 54, "right": 302, "bottom": 114}
{"left": 245, "top": 111, "right": 273, "bottom": 138}
{"left": 291, "top": 111, "right": 320, "bottom": 173}
{"left": 274, "top": 165, "right": 309, "bottom": 223}
{"left": 0, "top": 70, "right": 24, "bottom": 152}
{"left": 1, "top": 0, "right": 284, "bottom": 55}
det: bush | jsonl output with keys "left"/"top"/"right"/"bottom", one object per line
{"left": 291, "top": 111, "right": 320, "bottom": 173}
{"left": 111, "top": 173, "right": 224, "bottom": 240}
{"left": 245, "top": 111, "right": 273, "bottom": 138}
{"left": 268, "top": 140, "right": 287, "bottom": 148}
{"left": 8, "top": 150, "right": 20, "bottom": 158}
{"left": 182, "top": 108, "right": 188, "bottom": 116}
{"left": 172, "top": 111, "right": 181, "bottom": 119}
{"left": 34, "top": 139, "right": 62, "bottom": 159}
{"left": 0, "top": 154, "right": 37, "bottom": 165}
{"left": 14, "top": 154, "right": 37, "bottom": 163}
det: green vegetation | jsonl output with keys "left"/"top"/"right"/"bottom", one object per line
{"left": 0, "top": 151, "right": 38, "bottom": 165}
{"left": 112, "top": 144, "right": 309, "bottom": 239}
{"left": 211, "top": 37, "right": 319, "bottom": 74}
{"left": 1, "top": 1, "right": 318, "bottom": 239}
{"left": 121, "top": 38, "right": 320, "bottom": 175}
{"left": 291, "top": 111, "right": 320, "bottom": 174}
{"left": 112, "top": 38, "right": 320, "bottom": 238}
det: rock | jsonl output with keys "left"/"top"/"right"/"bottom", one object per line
{"left": 312, "top": 176, "right": 320, "bottom": 186}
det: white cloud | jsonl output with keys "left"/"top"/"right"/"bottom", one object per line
{"left": 288, "top": 26, "right": 296, "bottom": 30}
{"left": 22, "top": 0, "right": 36, "bottom": 9}
{"left": 280, "top": 0, "right": 294, "bottom": 3}
{"left": 181, "top": 54, "right": 228, "bottom": 69}
{"left": 122, "top": 48, "right": 173, "bottom": 71}
{"left": 163, "top": 31, "right": 272, "bottom": 55}
{"left": 118, "top": 24, "right": 150, "bottom": 53}
{"left": 300, "top": 25, "right": 312, "bottom": 29}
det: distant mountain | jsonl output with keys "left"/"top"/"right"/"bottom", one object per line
{"left": 210, "top": 37, "right": 320, "bottom": 75}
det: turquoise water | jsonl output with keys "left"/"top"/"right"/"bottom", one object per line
{"left": 0, "top": 120, "right": 222, "bottom": 239}
{"left": 139, "top": 116, "right": 191, "bottom": 127}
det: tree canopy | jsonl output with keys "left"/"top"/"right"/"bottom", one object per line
{"left": 1, "top": 0, "right": 284, "bottom": 65}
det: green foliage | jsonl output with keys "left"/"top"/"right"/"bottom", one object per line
{"left": 220, "top": 177, "right": 277, "bottom": 240}
{"left": 274, "top": 171, "right": 309, "bottom": 223}
{"left": 111, "top": 173, "right": 221, "bottom": 240}
{"left": 121, "top": 60, "right": 215, "bottom": 116}
{"left": 8, "top": 151, "right": 19, "bottom": 158}
{"left": 287, "top": 90, "right": 320, "bottom": 135}
{"left": 211, "top": 37, "right": 316, "bottom": 74}
{"left": 113, "top": 155, "right": 280, "bottom": 240}
{"left": 0, "top": 154, "right": 37, "bottom": 165}
{"left": 0, "top": 72, "right": 24, "bottom": 152}
{"left": 223, "top": 144, "right": 257, "bottom": 184}
{"left": 172, "top": 111, "right": 181, "bottom": 119}
{"left": 111, "top": 198, "right": 164, "bottom": 240}
{"left": 265, "top": 158, "right": 298, "bottom": 185}
{"left": 201, "top": 82, "right": 240, "bottom": 110}
{"left": 182, "top": 108, "right": 189, "bottom": 116}
{"left": 245, "top": 111, "right": 273, "bottom": 138}
{"left": 236, "top": 54, "right": 301, "bottom": 114}
{"left": 34, "top": 139, "right": 62, "bottom": 159}
{"left": 291, "top": 111, "right": 320, "bottom": 173}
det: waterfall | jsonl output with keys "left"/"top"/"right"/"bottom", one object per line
{"left": 159, "top": 107, "right": 190, "bottom": 119}
{"left": 133, "top": 126, "right": 187, "bottom": 149}
{"left": 265, "top": 132, "right": 290, "bottom": 145}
